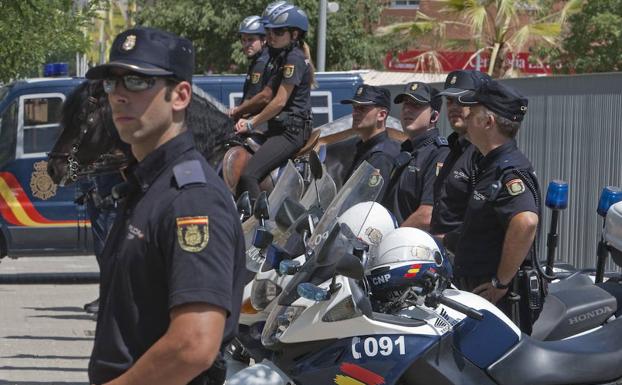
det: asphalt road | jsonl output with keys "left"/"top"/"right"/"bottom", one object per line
{"left": 0, "top": 255, "right": 99, "bottom": 385}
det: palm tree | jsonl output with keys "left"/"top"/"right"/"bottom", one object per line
{"left": 377, "top": 0, "right": 583, "bottom": 78}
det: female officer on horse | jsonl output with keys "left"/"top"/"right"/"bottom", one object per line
{"left": 234, "top": 4, "right": 314, "bottom": 201}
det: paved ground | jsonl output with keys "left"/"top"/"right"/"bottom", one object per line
{"left": 0, "top": 255, "right": 99, "bottom": 385}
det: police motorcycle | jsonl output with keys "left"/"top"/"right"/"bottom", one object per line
{"left": 235, "top": 198, "right": 622, "bottom": 385}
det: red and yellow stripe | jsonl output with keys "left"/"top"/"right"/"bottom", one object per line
{"left": 0, "top": 172, "right": 89, "bottom": 228}
{"left": 334, "top": 363, "right": 386, "bottom": 385}
{"left": 176, "top": 216, "right": 209, "bottom": 226}
{"left": 404, "top": 264, "right": 422, "bottom": 278}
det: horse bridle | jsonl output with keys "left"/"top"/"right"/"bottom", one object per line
{"left": 47, "top": 95, "right": 116, "bottom": 185}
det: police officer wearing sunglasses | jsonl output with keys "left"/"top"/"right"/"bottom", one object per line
{"left": 85, "top": 27, "right": 245, "bottom": 385}
{"left": 234, "top": 4, "right": 314, "bottom": 201}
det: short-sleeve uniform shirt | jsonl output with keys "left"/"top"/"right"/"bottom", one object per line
{"left": 88, "top": 131, "right": 246, "bottom": 385}
{"left": 453, "top": 140, "right": 539, "bottom": 277}
{"left": 430, "top": 132, "right": 481, "bottom": 234}
{"left": 382, "top": 128, "right": 449, "bottom": 224}
{"left": 242, "top": 47, "right": 270, "bottom": 101}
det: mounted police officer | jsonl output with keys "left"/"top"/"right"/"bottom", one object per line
{"left": 448, "top": 79, "right": 540, "bottom": 332}
{"left": 430, "top": 70, "right": 491, "bottom": 238}
{"left": 339, "top": 84, "right": 400, "bottom": 200}
{"left": 382, "top": 82, "right": 449, "bottom": 228}
{"left": 85, "top": 26, "right": 245, "bottom": 385}
{"left": 228, "top": 15, "right": 269, "bottom": 122}
{"left": 235, "top": 4, "right": 314, "bottom": 201}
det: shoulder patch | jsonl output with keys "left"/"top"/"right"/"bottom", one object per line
{"left": 505, "top": 178, "right": 525, "bottom": 196}
{"left": 173, "top": 160, "right": 207, "bottom": 188}
{"left": 283, "top": 64, "right": 295, "bottom": 79}
{"left": 251, "top": 72, "right": 261, "bottom": 84}
{"left": 177, "top": 216, "right": 209, "bottom": 252}
{"left": 436, "top": 137, "right": 449, "bottom": 146}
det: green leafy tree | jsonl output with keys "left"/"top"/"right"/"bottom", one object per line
{"left": 377, "top": 0, "right": 582, "bottom": 78}
{"left": 0, "top": 0, "right": 95, "bottom": 83}
{"left": 537, "top": 0, "right": 622, "bottom": 73}
{"left": 136, "top": 0, "right": 396, "bottom": 74}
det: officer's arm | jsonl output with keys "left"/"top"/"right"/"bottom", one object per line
{"left": 231, "top": 85, "right": 274, "bottom": 120}
{"left": 496, "top": 211, "right": 539, "bottom": 285}
{"left": 400, "top": 204, "right": 433, "bottom": 231}
{"left": 248, "top": 82, "right": 295, "bottom": 127}
{"left": 101, "top": 303, "right": 225, "bottom": 385}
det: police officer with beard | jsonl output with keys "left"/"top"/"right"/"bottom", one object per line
{"left": 382, "top": 82, "right": 449, "bottom": 228}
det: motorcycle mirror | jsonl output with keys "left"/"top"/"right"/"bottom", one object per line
{"left": 279, "top": 259, "right": 301, "bottom": 276}
{"left": 309, "top": 150, "right": 323, "bottom": 180}
{"left": 253, "top": 191, "right": 270, "bottom": 221}
{"left": 236, "top": 191, "right": 252, "bottom": 221}
{"left": 336, "top": 253, "right": 365, "bottom": 280}
{"left": 252, "top": 226, "right": 274, "bottom": 249}
{"left": 298, "top": 282, "right": 330, "bottom": 301}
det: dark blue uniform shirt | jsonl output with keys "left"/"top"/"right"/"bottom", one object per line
{"left": 430, "top": 132, "right": 481, "bottom": 234}
{"left": 382, "top": 128, "right": 449, "bottom": 224}
{"left": 344, "top": 131, "right": 400, "bottom": 201}
{"left": 88, "top": 131, "right": 246, "bottom": 385}
{"left": 242, "top": 47, "right": 270, "bottom": 101}
{"left": 453, "top": 140, "right": 539, "bottom": 277}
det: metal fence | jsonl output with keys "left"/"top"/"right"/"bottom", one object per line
{"left": 385, "top": 72, "right": 622, "bottom": 270}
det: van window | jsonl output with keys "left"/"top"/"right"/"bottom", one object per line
{"left": 22, "top": 96, "right": 63, "bottom": 154}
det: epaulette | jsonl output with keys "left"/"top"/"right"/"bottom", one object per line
{"left": 173, "top": 160, "right": 207, "bottom": 189}
{"left": 435, "top": 137, "right": 449, "bottom": 147}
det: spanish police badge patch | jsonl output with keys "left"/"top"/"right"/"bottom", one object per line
{"left": 251, "top": 72, "right": 261, "bottom": 84}
{"left": 410, "top": 83, "right": 418, "bottom": 91}
{"left": 176, "top": 216, "right": 209, "bottom": 252}
{"left": 122, "top": 35, "right": 136, "bottom": 51}
{"left": 505, "top": 179, "right": 525, "bottom": 196}
{"left": 283, "top": 64, "right": 295, "bottom": 79}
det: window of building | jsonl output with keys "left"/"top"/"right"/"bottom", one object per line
{"left": 389, "top": 0, "right": 420, "bottom": 8}
{"left": 21, "top": 95, "right": 64, "bottom": 155}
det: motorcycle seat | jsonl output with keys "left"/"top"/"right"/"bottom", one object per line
{"left": 488, "top": 317, "right": 622, "bottom": 385}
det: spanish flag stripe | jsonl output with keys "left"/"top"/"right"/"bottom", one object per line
{"left": 340, "top": 363, "right": 386, "bottom": 385}
{"left": 0, "top": 172, "right": 90, "bottom": 228}
{"left": 177, "top": 219, "right": 209, "bottom": 225}
{"left": 334, "top": 375, "right": 366, "bottom": 385}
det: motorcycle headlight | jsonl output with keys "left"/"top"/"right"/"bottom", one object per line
{"left": 250, "top": 279, "right": 282, "bottom": 311}
{"left": 261, "top": 305, "right": 305, "bottom": 347}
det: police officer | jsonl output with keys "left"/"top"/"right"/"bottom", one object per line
{"left": 339, "top": 84, "right": 400, "bottom": 200}
{"left": 382, "top": 82, "right": 449, "bottom": 228}
{"left": 229, "top": 15, "right": 270, "bottom": 122}
{"left": 449, "top": 80, "right": 539, "bottom": 326}
{"left": 85, "top": 27, "right": 245, "bottom": 385}
{"left": 235, "top": 4, "right": 314, "bottom": 201}
{"left": 430, "top": 70, "right": 491, "bottom": 237}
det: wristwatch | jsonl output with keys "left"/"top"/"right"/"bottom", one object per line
{"left": 246, "top": 120, "right": 254, "bottom": 133}
{"left": 491, "top": 276, "right": 510, "bottom": 289}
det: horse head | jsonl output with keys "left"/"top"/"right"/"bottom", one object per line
{"left": 47, "top": 80, "right": 129, "bottom": 186}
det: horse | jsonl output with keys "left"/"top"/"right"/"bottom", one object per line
{"left": 47, "top": 80, "right": 236, "bottom": 186}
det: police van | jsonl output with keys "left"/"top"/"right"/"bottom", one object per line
{"left": 0, "top": 71, "right": 363, "bottom": 258}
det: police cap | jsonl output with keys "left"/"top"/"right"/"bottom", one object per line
{"left": 393, "top": 82, "right": 441, "bottom": 111}
{"left": 457, "top": 80, "right": 528, "bottom": 122}
{"left": 86, "top": 27, "right": 194, "bottom": 83}
{"left": 438, "top": 70, "right": 491, "bottom": 97}
{"left": 341, "top": 84, "right": 391, "bottom": 111}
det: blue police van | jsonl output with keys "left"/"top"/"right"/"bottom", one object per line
{"left": 0, "top": 72, "right": 363, "bottom": 257}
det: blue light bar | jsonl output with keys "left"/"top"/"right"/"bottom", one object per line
{"left": 297, "top": 282, "right": 330, "bottom": 301}
{"left": 545, "top": 180, "right": 568, "bottom": 210}
{"left": 597, "top": 186, "right": 622, "bottom": 217}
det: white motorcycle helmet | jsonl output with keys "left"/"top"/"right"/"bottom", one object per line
{"left": 337, "top": 201, "right": 397, "bottom": 264}
{"left": 365, "top": 227, "right": 452, "bottom": 303}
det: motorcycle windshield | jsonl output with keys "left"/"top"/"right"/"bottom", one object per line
{"left": 299, "top": 163, "right": 337, "bottom": 211}
{"left": 243, "top": 160, "right": 304, "bottom": 272}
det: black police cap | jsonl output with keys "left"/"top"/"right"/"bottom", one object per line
{"left": 393, "top": 82, "right": 441, "bottom": 111}
{"left": 340, "top": 84, "right": 391, "bottom": 111}
{"left": 86, "top": 27, "right": 195, "bottom": 83}
{"left": 457, "top": 80, "right": 528, "bottom": 122}
{"left": 438, "top": 70, "right": 491, "bottom": 97}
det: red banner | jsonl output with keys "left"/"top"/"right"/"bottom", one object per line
{"left": 385, "top": 50, "right": 552, "bottom": 75}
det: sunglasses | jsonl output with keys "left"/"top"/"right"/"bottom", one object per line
{"left": 103, "top": 75, "right": 163, "bottom": 93}
{"left": 267, "top": 27, "right": 289, "bottom": 36}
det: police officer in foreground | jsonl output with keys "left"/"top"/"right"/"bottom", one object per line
{"left": 449, "top": 80, "right": 540, "bottom": 330}
{"left": 382, "top": 82, "right": 449, "bottom": 228}
{"left": 85, "top": 27, "right": 245, "bottom": 385}
{"left": 229, "top": 15, "right": 270, "bottom": 122}
{"left": 339, "top": 84, "right": 400, "bottom": 200}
